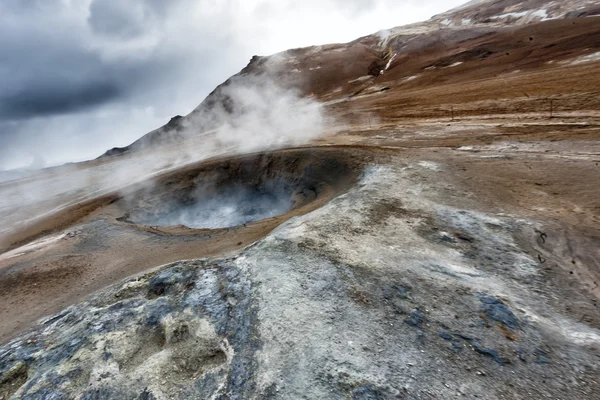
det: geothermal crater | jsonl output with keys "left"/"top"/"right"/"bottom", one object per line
{"left": 0, "top": 147, "right": 368, "bottom": 344}
{"left": 131, "top": 185, "right": 296, "bottom": 229}
{"left": 115, "top": 148, "right": 360, "bottom": 232}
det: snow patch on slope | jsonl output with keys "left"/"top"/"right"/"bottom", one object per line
{"left": 489, "top": 9, "right": 558, "bottom": 22}
{"left": 381, "top": 53, "right": 397, "bottom": 75}
{"left": 568, "top": 51, "right": 600, "bottom": 65}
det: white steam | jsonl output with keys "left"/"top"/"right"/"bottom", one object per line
{"left": 132, "top": 186, "right": 293, "bottom": 229}
{"left": 208, "top": 78, "right": 326, "bottom": 152}
{"left": 0, "top": 74, "right": 329, "bottom": 246}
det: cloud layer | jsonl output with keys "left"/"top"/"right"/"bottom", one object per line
{"left": 0, "top": 0, "right": 466, "bottom": 170}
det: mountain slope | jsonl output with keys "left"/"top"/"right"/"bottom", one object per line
{"left": 2, "top": 1, "right": 600, "bottom": 399}
{"left": 100, "top": 0, "right": 600, "bottom": 157}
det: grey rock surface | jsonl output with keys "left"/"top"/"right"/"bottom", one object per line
{"left": 1, "top": 157, "right": 599, "bottom": 399}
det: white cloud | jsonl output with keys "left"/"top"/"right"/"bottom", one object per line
{"left": 0, "top": 0, "right": 468, "bottom": 170}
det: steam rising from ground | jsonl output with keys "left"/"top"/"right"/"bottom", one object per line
{"left": 132, "top": 185, "right": 293, "bottom": 229}
{"left": 188, "top": 76, "right": 328, "bottom": 153}
{"left": 0, "top": 75, "right": 330, "bottom": 244}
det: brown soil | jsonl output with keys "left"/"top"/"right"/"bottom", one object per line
{"left": 0, "top": 12, "right": 599, "bottom": 350}
{"left": 0, "top": 147, "right": 366, "bottom": 344}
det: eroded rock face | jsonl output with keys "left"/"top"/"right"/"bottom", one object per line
{"left": 2, "top": 157, "right": 599, "bottom": 399}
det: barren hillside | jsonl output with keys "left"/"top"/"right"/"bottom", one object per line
{"left": 1, "top": 1, "right": 599, "bottom": 399}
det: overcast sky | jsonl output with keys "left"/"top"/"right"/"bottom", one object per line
{"left": 0, "top": 0, "right": 467, "bottom": 170}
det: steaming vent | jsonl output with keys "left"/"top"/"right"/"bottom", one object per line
{"left": 115, "top": 149, "right": 362, "bottom": 233}
{"left": 130, "top": 181, "right": 307, "bottom": 229}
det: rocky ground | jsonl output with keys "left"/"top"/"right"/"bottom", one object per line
{"left": 1, "top": 0, "right": 600, "bottom": 398}
{"left": 2, "top": 147, "right": 599, "bottom": 399}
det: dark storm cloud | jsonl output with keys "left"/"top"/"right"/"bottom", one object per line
{"left": 0, "top": 27, "right": 123, "bottom": 120}
{"left": 0, "top": 31, "right": 172, "bottom": 122}
{"left": 0, "top": 80, "right": 121, "bottom": 120}
{"left": 0, "top": 0, "right": 460, "bottom": 126}
{"left": 0, "top": 0, "right": 196, "bottom": 123}
{"left": 0, "top": 0, "right": 241, "bottom": 169}
{"left": 0, "top": 18, "right": 112, "bottom": 121}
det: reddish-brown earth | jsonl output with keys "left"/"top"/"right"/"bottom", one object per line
{"left": 1, "top": 1, "right": 599, "bottom": 398}
{"left": 2, "top": 0, "right": 599, "bottom": 347}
